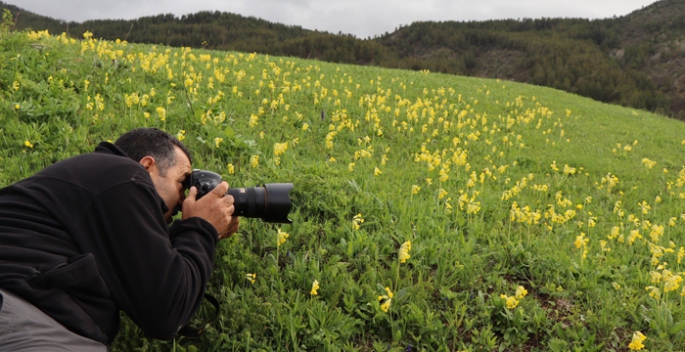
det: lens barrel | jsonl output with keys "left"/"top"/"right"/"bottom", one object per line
{"left": 188, "top": 170, "right": 293, "bottom": 224}
{"left": 227, "top": 183, "right": 294, "bottom": 224}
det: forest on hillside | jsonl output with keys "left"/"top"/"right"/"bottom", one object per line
{"left": 3, "top": 0, "right": 685, "bottom": 119}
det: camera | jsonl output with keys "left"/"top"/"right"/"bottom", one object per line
{"left": 184, "top": 169, "right": 294, "bottom": 224}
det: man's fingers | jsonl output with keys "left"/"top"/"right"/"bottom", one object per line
{"left": 224, "top": 194, "right": 235, "bottom": 207}
{"left": 209, "top": 181, "right": 229, "bottom": 197}
{"left": 219, "top": 216, "right": 240, "bottom": 240}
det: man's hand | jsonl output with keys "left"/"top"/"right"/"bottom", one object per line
{"left": 222, "top": 215, "right": 240, "bottom": 240}
{"left": 182, "top": 182, "right": 238, "bottom": 239}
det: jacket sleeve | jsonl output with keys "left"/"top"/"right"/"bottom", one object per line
{"left": 71, "top": 179, "right": 219, "bottom": 339}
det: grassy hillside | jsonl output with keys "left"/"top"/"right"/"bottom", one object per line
{"left": 5, "top": 24, "right": 685, "bottom": 351}
{"left": 1, "top": 1, "right": 680, "bottom": 119}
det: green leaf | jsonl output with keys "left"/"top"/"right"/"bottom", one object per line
{"left": 223, "top": 126, "right": 235, "bottom": 139}
{"left": 193, "top": 108, "right": 204, "bottom": 123}
{"left": 669, "top": 320, "right": 685, "bottom": 335}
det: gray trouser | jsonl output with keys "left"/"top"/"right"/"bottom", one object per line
{"left": 0, "top": 288, "right": 108, "bottom": 351}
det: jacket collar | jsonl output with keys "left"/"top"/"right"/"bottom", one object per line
{"left": 93, "top": 142, "right": 130, "bottom": 158}
{"left": 93, "top": 142, "right": 170, "bottom": 214}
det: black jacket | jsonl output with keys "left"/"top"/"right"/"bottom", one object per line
{"left": 0, "top": 142, "right": 219, "bottom": 344}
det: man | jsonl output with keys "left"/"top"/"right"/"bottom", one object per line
{"left": 0, "top": 128, "right": 238, "bottom": 350}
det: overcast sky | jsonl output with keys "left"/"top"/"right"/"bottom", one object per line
{"left": 5, "top": 0, "right": 660, "bottom": 38}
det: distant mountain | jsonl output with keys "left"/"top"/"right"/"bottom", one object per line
{"left": 4, "top": 0, "right": 685, "bottom": 119}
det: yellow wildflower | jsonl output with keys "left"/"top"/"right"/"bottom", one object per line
{"left": 227, "top": 163, "right": 235, "bottom": 175}
{"left": 249, "top": 114, "right": 259, "bottom": 127}
{"left": 550, "top": 161, "right": 559, "bottom": 172}
{"left": 378, "top": 287, "right": 393, "bottom": 312}
{"left": 23, "top": 140, "right": 34, "bottom": 149}
{"left": 515, "top": 286, "right": 528, "bottom": 299}
{"left": 467, "top": 201, "right": 481, "bottom": 215}
{"left": 277, "top": 228, "right": 289, "bottom": 247}
{"left": 649, "top": 270, "right": 662, "bottom": 283}
{"left": 310, "top": 280, "right": 319, "bottom": 295}
{"left": 176, "top": 130, "right": 186, "bottom": 141}
{"left": 664, "top": 273, "right": 683, "bottom": 293}
{"left": 645, "top": 286, "right": 660, "bottom": 299}
{"left": 574, "top": 233, "right": 588, "bottom": 249}
{"left": 214, "top": 137, "right": 223, "bottom": 148}
{"left": 628, "top": 230, "right": 642, "bottom": 245}
{"left": 155, "top": 106, "right": 166, "bottom": 121}
{"left": 399, "top": 241, "right": 411, "bottom": 263}
{"left": 411, "top": 185, "right": 420, "bottom": 194}
{"left": 352, "top": 213, "right": 364, "bottom": 230}
{"left": 250, "top": 155, "right": 259, "bottom": 168}
{"left": 500, "top": 294, "right": 519, "bottom": 309}
{"left": 628, "top": 331, "right": 646, "bottom": 350}
{"left": 245, "top": 273, "right": 256, "bottom": 284}
{"left": 374, "top": 167, "right": 382, "bottom": 176}
{"left": 274, "top": 142, "right": 288, "bottom": 156}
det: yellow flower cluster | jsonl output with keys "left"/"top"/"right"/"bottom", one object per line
{"left": 310, "top": 280, "right": 319, "bottom": 295}
{"left": 641, "top": 158, "right": 657, "bottom": 169}
{"left": 628, "top": 331, "right": 646, "bottom": 350}
{"left": 574, "top": 232, "right": 589, "bottom": 260}
{"left": 598, "top": 173, "right": 619, "bottom": 192}
{"left": 399, "top": 241, "right": 411, "bottom": 263}
{"left": 352, "top": 213, "right": 364, "bottom": 230}
{"left": 500, "top": 285, "right": 528, "bottom": 309}
{"left": 277, "top": 228, "right": 289, "bottom": 247}
{"left": 378, "top": 287, "right": 393, "bottom": 312}
{"left": 176, "top": 129, "right": 186, "bottom": 141}
{"left": 411, "top": 185, "right": 421, "bottom": 194}
{"left": 250, "top": 155, "right": 259, "bottom": 168}
{"left": 274, "top": 142, "right": 288, "bottom": 156}
{"left": 510, "top": 202, "right": 542, "bottom": 225}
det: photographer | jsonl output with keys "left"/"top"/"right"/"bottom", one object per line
{"left": 0, "top": 128, "right": 238, "bottom": 350}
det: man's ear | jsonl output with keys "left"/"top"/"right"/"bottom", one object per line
{"left": 139, "top": 156, "right": 156, "bottom": 172}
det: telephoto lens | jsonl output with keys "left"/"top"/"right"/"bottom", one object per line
{"left": 185, "top": 170, "right": 294, "bottom": 224}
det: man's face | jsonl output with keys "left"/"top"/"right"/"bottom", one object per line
{"left": 145, "top": 146, "right": 192, "bottom": 224}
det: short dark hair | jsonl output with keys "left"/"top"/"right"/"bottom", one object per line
{"left": 114, "top": 128, "right": 192, "bottom": 176}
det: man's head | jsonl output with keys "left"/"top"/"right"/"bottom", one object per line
{"left": 115, "top": 128, "right": 192, "bottom": 223}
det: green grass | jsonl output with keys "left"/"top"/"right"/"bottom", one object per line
{"left": 3, "top": 26, "right": 685, "bottom": 351}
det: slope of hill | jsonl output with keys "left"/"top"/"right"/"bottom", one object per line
{"left": 3, "top": 1, "right": 685, "bottom": 118}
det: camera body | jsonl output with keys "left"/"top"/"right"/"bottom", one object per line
{"left": 184, "top": 169, "right": 294, "bottom": 224}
